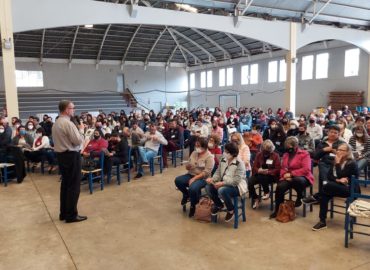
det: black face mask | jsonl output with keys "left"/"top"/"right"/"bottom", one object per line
{"left": 298, "top": 130, "right": 305, "bottom": 135}
{"left": 287, "top": 147, "right": 295, "bottom": 154}
{"left": 262, "top": 151, "right": 270, "bottom": 157}
{"left": 309, "top": 119, "right": 315, "bottom": 124}
{"left": 94, "top": 135, "right": 100, "bottom": 140}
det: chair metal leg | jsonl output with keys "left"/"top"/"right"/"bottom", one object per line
{"left": 100, "top": 171, "right": 104, "bottom": 191}
{"left": 234, "top": 197, "right": 239, "bottom": 229}
{"left": 4, "top": 165, "right": 8, "bottom": 187}
{"left": 127, "top": 163, "right": 131, "bottom": 182}
{"left": 88, "top": 173, "right": 93, "bottom": 194}
{"left": 270, "top": 182, "right": 274, "bottom": 211}
{"left": 160, "top": 157, "right": 163, "bottom": 173}
{"left": 330, "top": 198, "right": 334, "bottom": 219}
{"left": 116, "top": 164, "right": 121, "bottom": 185}
{"left": 241, "top": 197, "right": 246, "bottom": 222}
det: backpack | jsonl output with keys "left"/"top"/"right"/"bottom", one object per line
{"left": 194, "top": 197, "right": 213, "bottom": 223}
{"left": 276, "top": 200, "right": 296, "bottom": 223}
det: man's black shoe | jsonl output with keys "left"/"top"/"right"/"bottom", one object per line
{"left": 295, "top": 200, "right": 302, "bottom": 208}
{"left": 59, "top": 214, "right": 65, "bottom": 221}
{"left": 65, "top": 215, "right": 87, "bottom": 223}
{"left": 134, "top": 173, "right": 143, "bottom": 179}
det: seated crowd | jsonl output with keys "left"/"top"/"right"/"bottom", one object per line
{"left": 0, "top": 104, "right": 369, "bottom": 231}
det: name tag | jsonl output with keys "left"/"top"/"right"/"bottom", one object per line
{"left": 266, "top": 159, "right": 273, "bottom": 165}
{"left": 198, "top": 161, "right": 205, "bottom": 167}
{"left": 276, "top": 141, "right": 281, "bottom": 146}
{"left": 329, "top": 153, "right": 336, "bottom": 157}
{"left": 171, "top": 135, "right": 175, "bottom": 139}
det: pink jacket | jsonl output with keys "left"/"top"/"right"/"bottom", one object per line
{"left": 280, "top": 148, "right": 314, "bottom": 185}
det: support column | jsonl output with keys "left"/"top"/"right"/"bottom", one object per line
{"left": 367, "top": 55, "right": 370, "bottom": 106}
{"left": 0, "top": 0, "right": 19, "bottom": 118}
{"left": 285, "top": 22, "right": 297, "bottom": 118}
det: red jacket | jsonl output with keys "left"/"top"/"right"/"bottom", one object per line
{"left": 252, "top": 151, "right": 280, "bottom": 177}
{"left": 280, "top": 148, "right": 314, "bottom": 184}
{"left": 84, "top": 138, "right": 108, "bottom": 155}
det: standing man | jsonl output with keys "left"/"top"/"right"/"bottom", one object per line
{"left": 52, "top": 100, "right": 87, "bottom": 223}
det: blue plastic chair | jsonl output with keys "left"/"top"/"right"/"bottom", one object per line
{"left": 170, "top": 135, "right": 184, "bottom": 168}
{"left": 81, "top": 151, "right": 105, "bottom": 194}
{"left": 0, "top": 151, "right": 15, "bottom": 187}
{"left": 212, "top": 195, "right": 247, "bottom": 229}
{"left": 149, "top": 145, "right": 163, "bottom": 176}
{"left": 109, "top": 146, "right": 132, "bottom": 184}
{"left": 344, "top": 177, "right": 370, "bottom": 248}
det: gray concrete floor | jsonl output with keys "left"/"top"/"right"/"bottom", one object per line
{"left": 0, "top": 165, "right": 369, "bottom": 270}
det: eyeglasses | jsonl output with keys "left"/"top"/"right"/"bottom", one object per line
{"left": 337, "top": 149, "right": 347, "bottom": 152}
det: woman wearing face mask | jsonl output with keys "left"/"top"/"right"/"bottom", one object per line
{"left": 230, "top": 132, "right": 251, "bottom": 172}
{"left": 281, "top": 118, "right": 290, "bottom": 133}
{"left": 270, "top": 136, "right": 314, "bottom": 219}
{"left": 303, "top": 143, "right": 359, "bottom": 231}
{"left": 207, "top": 135, "right": 222, "bottom": 174}
{"left": 174, "top": 137, "right": 215, "bottom": 218}
{"left": 263, "top": 119, "right": 286, "bottom": 156}
{"left": 349, "top": 125, "right": 370, "bottom": 172}
{"left": 248, "top": 140, "right": 281, "bottom": 209}
{"left": 25, "top": 120, "right": 37, "bottom": 139}
{"left": 297, "top": 123, "right": 315, "bottom": 156}
{"left": 23, "top": 128, "right": 53, "bottom": 172}
{"left": 287, "top": 119, "right": 299, "bottom": 137}
{"left": 106, "top": 115, "right": 116, "bottom": 130}
{"left": 205, "top": 143, "right": 247, "bottom": 222}
{"left": 337, "top": 118, "right": 352, "bottom": 143}
{"left": 12, "top": 125, "right": 34, "bottom": 150}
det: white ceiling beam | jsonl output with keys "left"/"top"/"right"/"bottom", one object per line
{"left": 121, "top": 24, "right": 141, "bottom": 68}
{"left": 145, "top": 27, "right": 167, "bottom": 66}
{"left": 68, "top": 26, "right": 79, "bottom": 68}
{"left": 40, "top": 29, "right": 46, "bottom": 65}
{"left": 169, "top": 28, "right": 216, "bottom": 62}
{"left": 166, "top": 45, "right": 178, "bottom": 70}
{"left": 191, "top": 28, "right": 231, "bottom": 59}
{"left": 224, "top": 32, "right": 250, "bottom": 56}
{"left": 96, "top": 24, "right": 112, "bottom": 68}
{"left": 179, "top": 45, "right": 201, "bottom": 65}
{"left": 307, "top": 0, "right": 333, "bottom": 24}
{"left": 167, "top": 28, "right": 190, "bottom": 65}
{"left": 242, "top": 0, "right": 254, "bottom": 15}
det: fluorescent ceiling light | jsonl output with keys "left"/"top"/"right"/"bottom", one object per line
{"left": 175, "top": 3, "right": 198, "bottom": 13}
{"left": 84, "top": 24, "right": 94, "bottom": 29}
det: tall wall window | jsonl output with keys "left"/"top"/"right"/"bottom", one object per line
{"left": 189, "top": 73, "right": 195, "bottom": 89}
{"left": 344, "top": 48, "right": 360, "bottom": 77}
{"left": 241, "top": 65, "right": 249, "bottom": 85}
{"left": 15, "top": 70, "right": 44, "bottom": 87}
{"left": 268, "top": 61, "right": 278, "bottom": 83}
{"left": 316, "top": 53, "right": 329, "bottom": 79}
{"left": 226, "top": 67, "right": 233, "bottom": 86}
{"left": 207, "top": 70, "right": 213, "bottom": 87}
{"left": 250, "top": 64, "right": 258, "bottom": 84}
{"left": 219, "top": 68, "right": 225, "bottom": 87}
{"left": 302, "top": 55, "right": 314, "bottom": 80}
{"left": 200, "top": 71, "right": 206, "bottom": 88}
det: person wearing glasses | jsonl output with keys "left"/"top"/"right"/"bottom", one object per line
{"left": 52, "top": 100, "right": 86, "bottom": 223}
{"left": 303, "top": 143, "right": 359, "bottom": 231}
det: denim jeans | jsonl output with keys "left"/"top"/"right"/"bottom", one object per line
{"left": 174, "top": 174, "right": 206, "bottom": 206}
{"left": 356, "top": 158, "right": 367, "bottom": 173}
{"left": 137, "top": 146, "right": 157, "bottom": 174}
{"left": 239, "top": 123, "right": 251, "bottom": 132}
{"left": 206, "top": 184, "right": 239, "bottom": 211}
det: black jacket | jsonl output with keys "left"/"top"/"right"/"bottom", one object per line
{"left": 314, "top": 138, "right": 344, "bottom": 164}
{"left": 327, "top": 159, "right": 359, "bottom": 191}
{"left": 113, "top": 137, "right": 129, "bottom": 164}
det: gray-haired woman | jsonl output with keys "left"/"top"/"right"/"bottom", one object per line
{"left": 303, "top": 142, "right": 359, "bottom": 231}
{"left": 248, "top": 140, "right": 281, "bottom": 209}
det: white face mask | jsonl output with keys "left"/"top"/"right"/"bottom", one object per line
{"left": 35, "top": 133, "right": 42, "bottom": 138}
{"left": 338, "top": 124, "right": 344, "bottom": 129}
{"left": 290, "top": 125, "right": 296, "bottom": 129}
{"left": 0, "top": 128, "right": 4, "bottom": 134}
{"left": 102, "top": 125, "right": 107, "bottom": 129}
{"left": 356, "top": 133, "right": 364, "bottom": 138}
{"left": 195, "top": 147, "right": 203, "bottom": 154}
{"left": 28, "top": 125, "right": 34, "bottom": 130}
{"left": 208, "top": 143, "right": 214, "bottom": 149}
